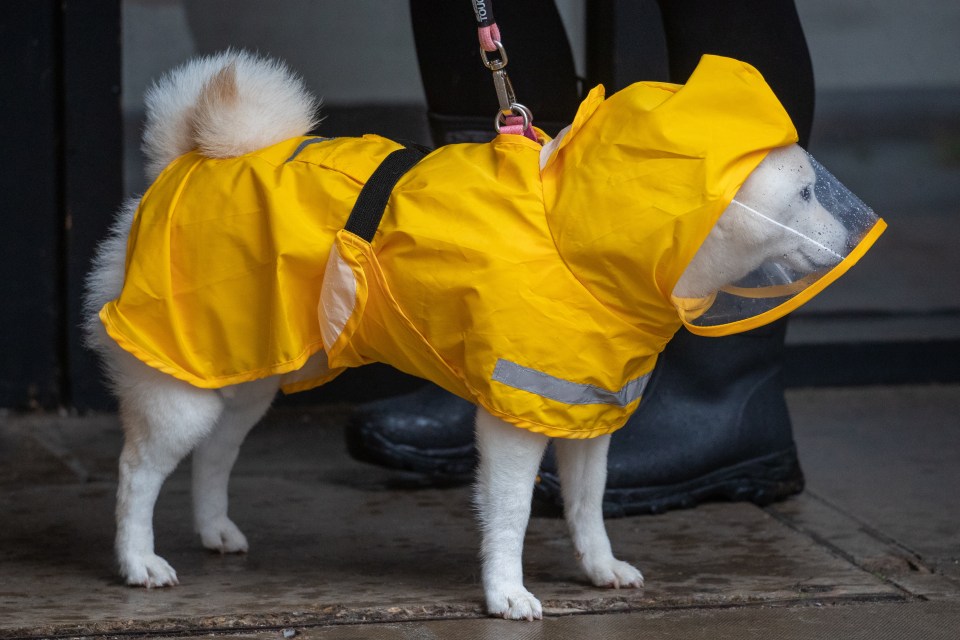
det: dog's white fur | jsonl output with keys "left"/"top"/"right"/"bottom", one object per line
{"left": 84, "top": 52, "right": 847, "bottom": 620}
{"left": 140, "top": 49, "right": 320, "bottom": 181}
{"left": 674, "top": 145, "right": 849, "bottom": 299}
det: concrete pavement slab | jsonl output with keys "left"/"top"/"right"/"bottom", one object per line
{"left": 783, "top": 385, "right": 960, "bottom": 582}
{"left": 770, "top": 493, "right": 960, "bottom": 601}
{"left": 0, "top": 406, "right": 897, "bottom": 638}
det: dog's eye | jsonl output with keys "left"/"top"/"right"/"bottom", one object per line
{"left": 800, "top": 185, "right": 812, "bottom": 202}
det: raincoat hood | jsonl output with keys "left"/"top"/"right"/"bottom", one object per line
{"left": 541, "top": 55, "right": 859, "bottom": 335}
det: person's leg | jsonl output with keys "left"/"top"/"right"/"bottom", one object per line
{"left": 537, "top": 0, "right": 814, "bottom": 514}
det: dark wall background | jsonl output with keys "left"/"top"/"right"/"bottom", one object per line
{"left": 0, "top": 1, "right": 121, "bottom": 411}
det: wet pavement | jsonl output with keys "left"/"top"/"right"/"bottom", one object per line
{"left": 1, "top": 385, "right": 958, "bottom": 638}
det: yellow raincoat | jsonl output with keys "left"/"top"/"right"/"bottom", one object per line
{"left": 100, "top": 55, "right": 884, "bottom": 438}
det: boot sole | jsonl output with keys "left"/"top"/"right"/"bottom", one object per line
{"left": 535, "top": 447, "right": 805, "bottom": 518}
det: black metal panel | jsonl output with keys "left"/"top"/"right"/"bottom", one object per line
{"left": 0, "top": 2, "right": 62, "bottom": 409}
{"left": 0, "top": 1, "right": 121, "bottom": 410}
{"left": 61, "top": 0, "right": 122, "bottom": 411}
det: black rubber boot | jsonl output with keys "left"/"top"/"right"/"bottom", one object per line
{"left": 346, "top": 384, "right": 476, "bottom": 477}
{"left": 536, "top": 320, "right": 804, "bottom": 517}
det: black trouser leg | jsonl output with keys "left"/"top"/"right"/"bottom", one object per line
{"left": 408, "top": 0, "right": 580, "bottom": 141}
{"left": 655, "top": 0, "right": 814, "bottom": 145}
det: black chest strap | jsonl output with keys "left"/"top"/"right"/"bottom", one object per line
{"left": 344, "top": 145, "right": 429, "bottom": 242}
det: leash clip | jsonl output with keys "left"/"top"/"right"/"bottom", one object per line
{"left": 479, "top": 39, "right": 508, "bottom": 71}
{"left": 491, "top": 67, "right": 517, "bottom": 116}
{"left": 476, "top": 21, "right": 536, "bottom": 138}
{"left": 482, "top": 40, "right": 533, "bottom": 130}
{"left": 481, "top": 40, "right": 515, "bottom": 116}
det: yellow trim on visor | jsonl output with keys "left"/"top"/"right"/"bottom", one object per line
{"left": 720, "top": 272, "right": 822, "bottom": 300}
{"left": 678, "top": 218, "right": 888, "bottom": 337}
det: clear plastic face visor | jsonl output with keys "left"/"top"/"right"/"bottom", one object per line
{"left": 672, "top": 145, "right": 884, "bottom": 331}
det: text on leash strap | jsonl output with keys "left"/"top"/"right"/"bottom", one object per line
{"left": 472, "top": 0, "right": 495, "bottom": 28}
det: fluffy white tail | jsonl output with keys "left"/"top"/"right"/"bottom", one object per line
{"left": 141, "top": 50, "right": 320, "bottom": 181}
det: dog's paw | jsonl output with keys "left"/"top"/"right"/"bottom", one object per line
{"left": 198, "top": 517, "right": 249, "bottom": 554}
{"left": 487, "top": 588, "right": 543, "bottom": 621}
{"left": 584, "top": 557, "right": 644, "bottom": 589}
{"left": 120, "top": 553, "right": 179, "bottom": 588}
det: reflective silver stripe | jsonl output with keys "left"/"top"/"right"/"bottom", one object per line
{"left": 284, "top": 137, "right": 334, "bottom": 162}
{"left": 491, "top": 359, "right": 650, "bottom": 407}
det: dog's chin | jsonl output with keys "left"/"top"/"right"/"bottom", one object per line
{"left": 781, "top": 245, "right": 842, "bottom": 276}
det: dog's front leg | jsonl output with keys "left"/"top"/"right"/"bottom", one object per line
{"left": 474, "top": 408, "right": 549, "bottom": 620}
{"left": 554, "top": 436, "right": 644, "bottom": 589}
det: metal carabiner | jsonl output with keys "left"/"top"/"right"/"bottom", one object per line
{"left": 494, "top": 103, "right": 532, "bottom": 133}
{"left": 491, "top": 68, "right": 517, "bottom": 116}
{"left": 481, "top": 40, "right": 517, "bottom": 116}
{"left": 476, "top": 31, "right": 535, "bottom": 136}
{"left": 479, "top": 39, "right": 508, "bottom": 71}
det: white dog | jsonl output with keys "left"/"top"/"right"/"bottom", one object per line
{"left": 84, "top": 51, "right": 856, "bottom": 620}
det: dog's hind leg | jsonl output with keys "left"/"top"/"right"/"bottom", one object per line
{"left": 474, "top": 408, "right": 549, "bottom": 620}
{"left": 115, "top": 365, "right": 225, "bottom": 587}
{"left": 192, "top": 377, "right": 278, "bottom": 554}
{"left": 554, "top": 435, "right": 644, "bottom": 589}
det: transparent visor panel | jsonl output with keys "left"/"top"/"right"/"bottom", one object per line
{"left": 672, "top": 145, "right": 881, "bottom": 327}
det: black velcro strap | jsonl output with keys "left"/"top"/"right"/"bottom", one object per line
{"left": 344, "top": 146, "right": 427, "bottom": 242}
